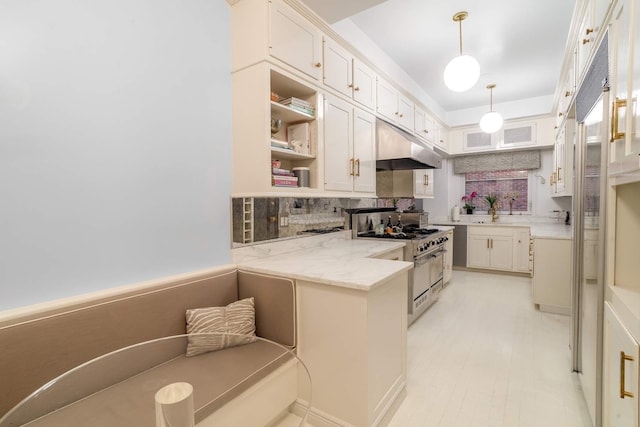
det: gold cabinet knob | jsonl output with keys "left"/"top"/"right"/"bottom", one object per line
{"left": 582, "top": 38, "right": 590, "bottom": 45}
{"left": 586, "top": 28, "right": 594, "bottom": 35}
{"left": 558, "top": 112, "right": 563, "bottom": 117}
{"left": 565, "top": 91, "right": 571, "bottom": 97}
{"left": 314, "top": 62, "right": 322, "bottom": 67}
{"left": 354, "top": 86, "right": 360, "bottom": 91}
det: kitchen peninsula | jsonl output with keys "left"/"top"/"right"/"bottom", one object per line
{"left": 232, "top": 231, "right": 412, "bottom": 426}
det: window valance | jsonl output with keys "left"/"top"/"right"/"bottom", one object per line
{"left": 453, "top": 150, "right": 541, "bottom": 174}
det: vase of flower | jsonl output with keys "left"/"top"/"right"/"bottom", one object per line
{"left": 461, "top": 191, "right": 477, "bottom": 215}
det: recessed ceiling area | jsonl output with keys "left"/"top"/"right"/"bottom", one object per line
{"left": 300, "top": 0, "right": 577, "bottom": 125}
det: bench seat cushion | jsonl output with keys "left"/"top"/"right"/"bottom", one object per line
{"left": 14, "top": 340, "right": 292, "bottom": 426}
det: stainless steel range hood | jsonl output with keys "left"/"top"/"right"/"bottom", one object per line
{"left": 376, "top": 119, "right": 442, "bottom": 170}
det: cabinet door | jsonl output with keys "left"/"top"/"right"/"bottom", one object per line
{"left": 514, "top": 229, "right": 532, "bottom": 273}
{"left": 467, "top": 235, "right": 491, "bottom": 269}
{"left": 270, "top": 0, "right": 322, "bottom": 80}
{"left": 604, "top": 303, "right": 639, "bottom": 427}
{"left": 353, "top": 108, "right": 376, "bottom": 194}
{"left": 413, "top": 170, "right": 434, "bottom": 198}
{"left": 323, "top": 37, "right": 352, "bottom": 98}
{"left": 490, "top": 236, "right": 514, "bottom": 270}
{"left": 444, "top": 231, "right": 453, "bottom": 284}
{"left": 577, "top": 5, "right": 594, "bottom": 79}
{"left": 376, "top": 77, "right": 398, "bottom": 123}
{"left": 414, "top": 106, "right": 434, "bottom": 144}
{"left": 324, "top": 96, "right": 354, "bottom": 191}
{"left": 609, "top": 0, "right": 638, "bottom": 175}
{"left": 353, "top": 58, "right": 376, "bottom": 110}
{"left": 435, "top": 123, "right": 448, "bottom": 150}
{"left": 554, "top": 125, "right": 567, "bottom": 194}
{"left": 397, "top": 94, "right": 414, "bottom": 131}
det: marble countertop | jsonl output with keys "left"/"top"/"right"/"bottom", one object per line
{"left": 432, "top": 220, "right": 572, "bottom": 239}
{"left": 232, "top": 231, "right": 413, "bottom": 291}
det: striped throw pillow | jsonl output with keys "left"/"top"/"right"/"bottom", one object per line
{"left": 185, "top": 297, "right": 256, "bottom": 357}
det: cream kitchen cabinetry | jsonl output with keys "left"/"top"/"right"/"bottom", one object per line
{"left": 269, "top": 0, "right": 322, "bottom": 80}
{"left": 434, "top": 122, "right": 449, "bottom": 151}
{"left": 322, "top": 37, "right": 377, "bottom": 111}
{"left": 376, "top": 169, "right": 433, "bottom": 199}
{"left": 414, "top": 106, "right": 434, "bottom": 145}
{"left": 232, "top": 64, "right": 321, "bottom": 196}
{"left": 467, "top": 226, "right": 514, "bottom": 271}
{"left": 376, "top": 77, "right": 413, "bottom": 131}
{"left": 515, "top": 229, "right": 533, "bottom": 274}
{"left": 609, "top": 0, "right": 640, "bottom": 183}
{"left": 296, "top": 273, "right": 408, "bottom": 426}
{"left": 531, "top": 237, "right": 572, "bottom": 314}
{"left": 552, "top": 117, "right": 575, "bottom": 196}
{"left": 444, "top": 230, "right": 453, "bottom": 284}
{"left": 324, "top": 95, "right": 376, "bottom": 194}
{"left": 230, "top": 0, "right": 322, "bottom": 80}
{"left": 604, "top": 302, "right": 639, "bottom": 426}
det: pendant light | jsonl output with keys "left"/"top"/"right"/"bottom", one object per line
{"left": 443, "top": 11, "right": 480, "bottom": 92}
{"left": 480, "top": 84, "right": 504, "bottom": 133}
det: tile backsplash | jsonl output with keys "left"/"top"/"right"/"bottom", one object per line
{"left": 232, "top": 196, "right": 418, "bottom": 245}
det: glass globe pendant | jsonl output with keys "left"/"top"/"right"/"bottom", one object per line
{"left": 443, "top": 12, "right": 480, "bottom": 92}
{"left": 480, "top": 84, "right": 504, "bottom": 133}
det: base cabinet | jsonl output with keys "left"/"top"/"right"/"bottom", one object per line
{"left": 531, "top": 238, "right": 572, "bottom": 314}
{"left": 295, "top": 273, "right": 407, "bottom": 426}
{"left": 604, "top": 302, "right": 639, "bottom": 427}
{"left": 466, "top": 226, "right": 514, "bottom": 271}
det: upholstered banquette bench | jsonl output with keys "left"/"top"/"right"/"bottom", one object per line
{"left": 0, "top": 265, "right": 299, "bottom": 426}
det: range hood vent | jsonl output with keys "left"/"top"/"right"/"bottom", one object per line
{"left": 376, "top": 119, "right": 442, "bottom": 170}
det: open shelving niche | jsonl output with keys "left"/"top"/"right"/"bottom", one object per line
{"left": 269, "top": 69, "right": 320, "bottom": 192}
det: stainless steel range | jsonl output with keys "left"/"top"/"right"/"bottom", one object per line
{"left": 350, "top": 209, "right": 448, "bottom": 325}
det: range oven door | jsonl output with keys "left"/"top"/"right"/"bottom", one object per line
{"left": 428, "top": 248, "right": 445, "bottom": 301}
{"left": 409, "top": 253, "right": 431, "bottom": 314}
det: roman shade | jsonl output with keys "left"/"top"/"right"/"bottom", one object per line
{"left": 453, "top": 150, "right": 541, "bottom": 174}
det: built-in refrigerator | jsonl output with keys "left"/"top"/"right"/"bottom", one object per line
{"left": 571, "top": 34, "right": 609, "bottom": 427}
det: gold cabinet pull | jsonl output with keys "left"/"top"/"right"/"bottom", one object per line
{"left": 354, "top": 86, "right": 360, "bottom": 92}
{"left": 558, "top": 112, "right": 563, "bottom": 117}
{"left": 423, "top": 174, "right": 429, "bottom": 186}
{"left": 314, "top": 62, "right": 322, "bottom": 67}
{"left": 620, "top": 351, "right": 635, "bottom": 399}
{"left": 348, "top": 83, "right": 354, "bottom": 88}
{"left": 565, "top": 91, "right": 571, "bottom": 97}
{"left": 487, "top": 239, "right": 490, "bottom": 249}
{"left": 355, "top": 158, "right": 360, "bottom": 177}
{"left": 391, "top": 257, "right": 399, "bottom": 261}
{"left": 611, "top": 97, "right": 627, "bottom": 142}
{"left": 582, "top": 38, "right": 590, "bottom": 45}
{"left": 586, "top": 28, "right": 594, "bottom": 35}
{"left": 424, "top": 129, "right": 429, "bottom": 133}
{"left": 349, "top": 158, "right": 355, "bottom": 176}
{"left": 491, "top": 238, "right": 493, "bottom": 249}
{"left": 557, "top": 167, "right": 562, "bottom": 182}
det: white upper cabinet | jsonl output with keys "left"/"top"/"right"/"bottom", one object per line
{"left": 434, "top": 122, "right": 448, "bottom": 151}
{"left": 352, "top": 58, "right": 377, "bottom": 110}
{"left": 322, "top": 37, "right": 352, "bottom": 97}
{"left": 324, "top": 95, "right": 376, "bottom": 194}
{"left": 269, "top": 0, "right": 323, "bottom": 80}
{"left": 322, "top": 37, "right": 377, "bottom": 111}
{"left": 609, "top": 0, "right": 640, "bottom": 181}
{"left": 376, "top": 77, "right": 414, "bottom": 131}
{"left": 413, "top": 170, "right": 434, "bottom": 198}
{"left": 414, "top": 106, "right": 434, "bottom": 144}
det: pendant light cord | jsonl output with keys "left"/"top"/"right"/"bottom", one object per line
{"left": 458, "top": 19, "right": 463, "bottom": 55}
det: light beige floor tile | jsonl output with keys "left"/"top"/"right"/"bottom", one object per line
{"left": 389, "top": 270, "right": 593, "bottom": 427}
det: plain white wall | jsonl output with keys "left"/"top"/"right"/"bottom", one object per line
{"left": 0, "top": 1, "right": 232, "bottom": 311}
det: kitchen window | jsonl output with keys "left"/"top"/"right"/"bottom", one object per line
{"left": 464, "top": 169, "right": 529, "bottom": 212}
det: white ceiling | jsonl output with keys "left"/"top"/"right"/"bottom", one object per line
{"left": 301, "top": 0, "right": 577, "bottom": 119}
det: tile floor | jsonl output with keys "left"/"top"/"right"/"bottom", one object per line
{"left": 388, "top": 270, "right": 594, "bottom": 427}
